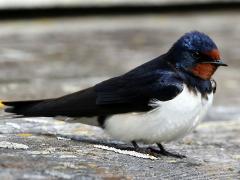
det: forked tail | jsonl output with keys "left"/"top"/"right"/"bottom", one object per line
{"left": 1, "top": 100, "right": 46, "bottom": 117}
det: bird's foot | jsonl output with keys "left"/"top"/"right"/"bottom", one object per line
{"left": 132, "top": 141, "right": 157, "bottom": 155}
{"left": 131, "top": 141, "right": 186, "bottom": 158}
{"left": 147, "top": 147, "right": 186, "bottom": 159}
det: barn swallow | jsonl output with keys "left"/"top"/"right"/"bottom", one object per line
{"left": 1, "top": 31, "right": 227, "bottom": 158}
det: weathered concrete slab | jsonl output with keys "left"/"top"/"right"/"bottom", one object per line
{"left": 0, "top": 118, "right": 239, "bottom": 179}
{"left": 0, "top": 11, "right": 239, "bottom": 179}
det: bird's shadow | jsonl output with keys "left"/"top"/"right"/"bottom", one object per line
{"left": 57, "top": 134, "right": 186, "bottom": 159}
{"left": 61, "top": 134, "right": 137, "bottom": 151}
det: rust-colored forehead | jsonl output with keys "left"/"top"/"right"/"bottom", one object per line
{"left": 203, "top": 49, "right": 220, "bottom": 60}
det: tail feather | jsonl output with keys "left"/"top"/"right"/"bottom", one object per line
{"left": 2, "top": 100, "right": 46, "bottom": 116}
{"left": 0, "top": 87, "right": 98, "bottom": 118}
{"left": 1, "top": 87, "right": 102, "bottom": 118}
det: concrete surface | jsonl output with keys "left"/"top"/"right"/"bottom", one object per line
{"left": 0, "top": 119, "right": 239, "bottom": 179}
{"left": 0, "top": 11, "right": 240, "bottom": 179}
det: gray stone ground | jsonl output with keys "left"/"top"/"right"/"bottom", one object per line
{"left": 0, "top": 11, "right": 240, "bottom": 179}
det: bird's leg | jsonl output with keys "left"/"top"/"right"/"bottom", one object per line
{"left": 156, "top": 143, "right": 186, "bottom": 158}
{"left": 131, "top": 141, "right": 141, "bottom": 151}
{"left": 131, "top": 141, "right": 153, "bottom": 154}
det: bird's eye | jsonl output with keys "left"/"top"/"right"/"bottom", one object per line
{"left": 192, "top": 51, "right": 200, "bottom": 59}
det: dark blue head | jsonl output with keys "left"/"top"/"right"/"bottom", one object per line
{"left": 168, "top": 31, "right": 227, "bottom": 80}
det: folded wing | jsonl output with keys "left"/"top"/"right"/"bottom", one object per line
{"left": 3, "top": 62, "right": 183, "bottom": 117}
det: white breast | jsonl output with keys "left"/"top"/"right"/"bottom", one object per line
{"left": 104, "top": 85, "right": 213, "bottom": 143}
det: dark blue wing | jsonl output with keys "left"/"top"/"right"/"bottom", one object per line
{"left": 4, "top": 56, "right": 184, "bottom": 117}
{"left": 95, "top": 69, "right": 183, "bottom": 107}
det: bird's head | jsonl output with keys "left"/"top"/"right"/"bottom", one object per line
{"left": 168, "top": 31, "right": 227, "bottom": 80}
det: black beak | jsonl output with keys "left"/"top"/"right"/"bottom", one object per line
{"left": 200, "top": 60, "right": 228, "bottom": 66}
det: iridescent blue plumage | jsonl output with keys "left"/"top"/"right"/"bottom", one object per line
{"left": 173, "top": 31, "right": 217, "bottom": 52}
{"left": 167, "top": 31, "right": 223, "bottom": 79}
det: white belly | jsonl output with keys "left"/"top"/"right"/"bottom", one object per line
{"left": 104, "top": 85, "right": 213, "bottom": 143}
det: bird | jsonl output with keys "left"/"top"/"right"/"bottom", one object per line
{"left": 0, "top": 31, "right": 227, "bottom": 158}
